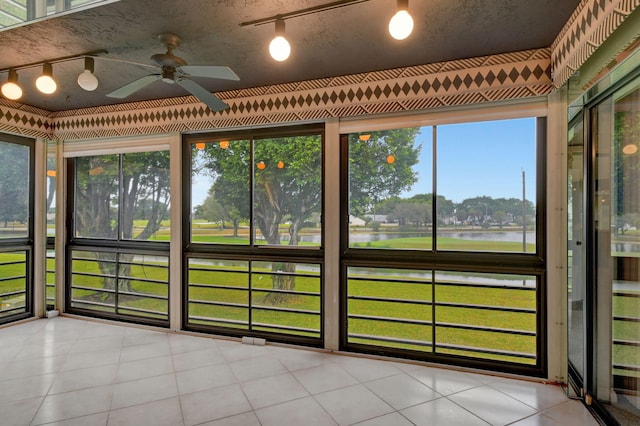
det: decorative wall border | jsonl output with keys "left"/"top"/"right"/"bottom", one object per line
{"left": 2, "top": 49, "right": 551, "bottom": 141}
{"left": 551, "top": 0, "right": 640, "bottom": 89}
{"left": 0, "top": 99, "right": 52, "bottom": 139}
{"left": 51, "top": 49, "right": 551, "bottom": 141}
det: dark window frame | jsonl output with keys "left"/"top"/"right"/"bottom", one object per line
{"left": 0, "top": 133, "right": 35, "bottom": 325}
{"left": 65, "top": 151, "right": 171, "bottom": 327}
{"left": 339, "top": 117, "right": 548, "bottom": 378}
{"left": 182, "top": 124, "right": 326, "bottom": 347}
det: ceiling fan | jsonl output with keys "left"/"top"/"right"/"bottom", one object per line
{"left": 106, "top": 33, "right": 239, "bottom": 112}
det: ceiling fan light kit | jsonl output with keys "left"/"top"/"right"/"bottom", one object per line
{"left": 105, "top": 32, "right": 240, "bottom": 112}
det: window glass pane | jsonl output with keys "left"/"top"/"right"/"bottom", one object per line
{"left": 567, "top": 118, "right": 586, "bottom": 379}
{"left": 436, "top": 118, "right": 537, "bottom": 252}
{"left": 70, "top": 250, "right": 117, "bottom": 313}
{"left": 74, "top": 155, "right": 119, "bottom": 239}
{"left": 0, "top": 250, "right": 28, "bottom": 318}
{"left": 251, "top": 261, "right": 321, "bottom": 337}
{"left": 593, "top": 82, "right": 640, "bottom": 421}
{"left": 187, "top": 258, "right": 250, "bottom": 329}
{"left": 0, "top": 141, "right": 30, "bottom": 239}
{"left": 46, "top": 142, "right": 56, "bottom": 237}
{"left": 348, "top": 129, "right": 427, "bottom": 249}
{"left": 434, "top": 271, "right": 537, "bottom": 364}
{"left": 192, "top": 140, "right": 251, "bottom": 244}
{"left": 347, "top": 266, "right": 433, "bottom": 351}
{"left": 46, "top": 248, "right": 55, "bottom": 309}
{"left": 116, "top": 254, "right": 169, "bottom": 320}
{"left": 121, "top": 151, "right": 171, "bottom": 241}
{"left": 253, "top": 135, "right": 322, "bottom": 247}
{"left": 69, "top": 249, "right": 169, "bottom": 320}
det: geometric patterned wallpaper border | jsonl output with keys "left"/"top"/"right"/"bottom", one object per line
{"left": 551, "top": 0, "right": 640, "bottom": 88}
{"left": 2, "top": 49, "right": 552, "bottom": 141}
{"left": 0, "top": 99, "right": 52, "bottom": 140}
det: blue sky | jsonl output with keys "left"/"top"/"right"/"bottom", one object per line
{"left": 191, "top": 117, "right": 538, "bottom": 206}
{"left": 401, "top": 117, "right": 537, "bottom": 203}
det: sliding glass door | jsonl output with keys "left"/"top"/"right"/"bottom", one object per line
{"left": 569, "top": 74, "right": 640, "bottom": 425}
{"left": 592, "top": 78, "right": 640, "bottom": 424}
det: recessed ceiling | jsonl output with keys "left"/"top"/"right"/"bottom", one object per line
{"left": 0, "top": 0, "right": 581, "bottom": 112}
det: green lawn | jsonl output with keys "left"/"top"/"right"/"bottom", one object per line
{"left": 3, "top": 239, "right": 638, "bottom": 371}
{"left": 352, "top": 236, "right": 536, "bottom": 252}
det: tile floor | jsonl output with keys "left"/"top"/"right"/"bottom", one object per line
{"left": 0, "top": 317, "right": 599, "bottom": 426}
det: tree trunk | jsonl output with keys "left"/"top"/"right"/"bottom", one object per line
{"left": 262, "top": 262, "right": 297, "bottom": 305}
{"left": 93, "top": 252, "right": 133, "bottom": 304}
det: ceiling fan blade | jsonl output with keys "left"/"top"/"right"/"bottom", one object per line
{"left": 177, "top": 78, "right": 229, "bottom": 112}
{"left": 106, "top": 74, "right": 161, "bottom": 99}
{"left": 179, "top": 65, "right": 240, "bottom": 81}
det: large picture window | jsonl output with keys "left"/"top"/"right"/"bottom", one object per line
{"left": 343, "top": 116, "right": 546, "bottom": 376}
{"left": 74, "top": 152, "right": 171, "bottom": 241}
{"left": 67, "top": 150, "right": 171, "bottom": 326}
{"left": 190, "top": 130, "right": 322, "bottom": 247}
{"left": 347, "top": 118, "right": 537, "bottom": 253}
{"left": 185, "top": 125, "right": 324, "bottom": 346}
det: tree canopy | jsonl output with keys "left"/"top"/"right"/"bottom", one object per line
{"left": 0, "top": 142, "right": 30, "bottom": 228}
{"left": 348, "top": 129, "right": 421, "bottom": 216}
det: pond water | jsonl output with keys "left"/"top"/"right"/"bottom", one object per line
{"left": 341, "top": 231, "right": 536, "bottom": 244}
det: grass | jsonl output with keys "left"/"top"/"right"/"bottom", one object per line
{"left": 352, "top": 236, "right": 536, "bottom": 252}
{"left": 4, "top": 233, "right": 638, "bottom": 372}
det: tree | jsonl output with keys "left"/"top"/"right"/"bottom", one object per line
{"left": 349, "top": 129, "right": 421, "bottom": 216}
{"left": 199, "top": 136, "right": 322, "bottom": 303}
{"left": 198, "top": 129, "right": 421, "bottom": 302}
{"left": 389, "top": 201, "right": 431, "bottom": 229}
{"left": 195, "top": 187, "right": 244, "bottom": 234}
{"left": 0, "top": 142, "right": 29, "bottom": 229}
{"left": 493, "top": 210, "right": 507, "bottom": 228}
{"left": 74, "top": 151, "right": 171, "bottom": 295}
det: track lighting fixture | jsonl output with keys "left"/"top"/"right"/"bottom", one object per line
{"left": 269, "top": 18, "right": 291, "bottom": 62}
{"left": 1, "top": 50, "right": 106, "bottom": 101}
{"left": 1, "top": 69, "right": 23, "bottom": 100}
{"left": 77, "top": 57, "right": 99, "bottom": 91}
{"left": 241, "top": 0, "right": 415, "bottom": 61}
{"left": 36, "top": 63, "right": 57, "bottom": 94}
{"left": 389, "top": 0, "right": 414, "bottom": 40}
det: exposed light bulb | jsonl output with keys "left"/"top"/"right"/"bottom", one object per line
{"left": 2, "top": 70, "right": 23, "bottom": 100}
{"left": 78, "top": 58, "right": 99, "bottom": 91}
{"left": 389, "top": 10, "right": 414, "bottom": 40}
{"left": 389, "top": 0, "right": 414, "bottom": 41}
{"left": 77, "top": 70, "right": 99, "bottom": 91}
{"left": 269, "top": 19, "right": 291, "bottom": 61}
{"left": 270, "top": 36, "right": 291, "bottom": 61}
{"left": 36, "top": 75, "right": 57, "bottom": 94}
{"left": 36, "top": 63, "right": 57, "bottom": 94}
{"left": 1, "top": 82, "right": 22, "bottom": 100}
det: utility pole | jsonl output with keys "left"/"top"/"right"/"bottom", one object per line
{"left": 522, "top": 169, "right": 526, "bottom": 252}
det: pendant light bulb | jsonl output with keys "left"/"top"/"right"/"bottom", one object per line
{"left": 389, "top": 0, "right": 414, "bottom": 40}
{"left": 1, "top": 69, "right": 23, "bottom": 100}
{"left": 269, "top": 19, "right": 291, "bottom": 61}
{"left": 36, "top": 63, "right": 57, "bottom": 94}
{"left": 77, "top": 57, "right": 99, "bottom": 91}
